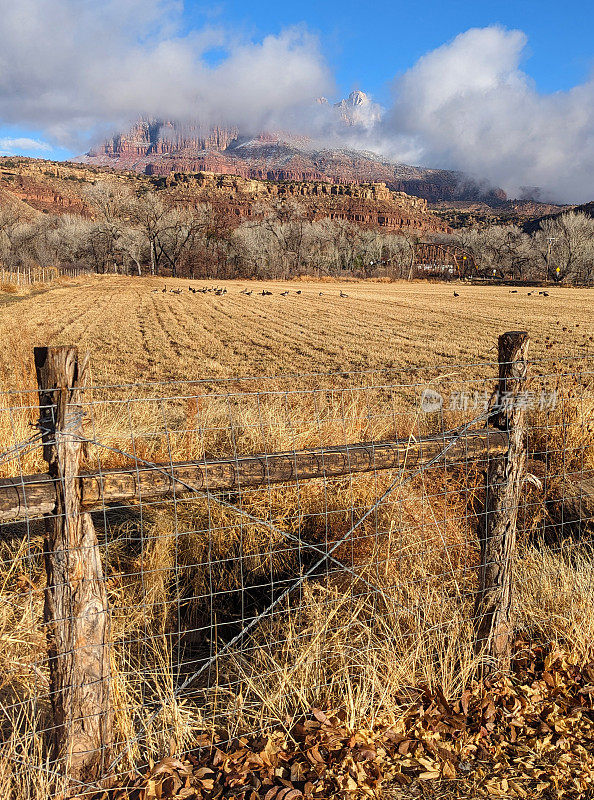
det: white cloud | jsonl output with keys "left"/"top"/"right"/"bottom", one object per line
{"left": 0, "top": 7, "right": 593, "bottom": 203}
{"left": 0, "top": 0, "right": 332, "bottom": 146}
{"left": 0, "top": 136, "right": 52, "bottom": 154}
{"left": 378, "top": 27, "right": 594, "bottom": 203}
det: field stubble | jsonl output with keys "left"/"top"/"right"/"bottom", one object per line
{"left": 0, "top": 276, "right": 593, "bottom": 385}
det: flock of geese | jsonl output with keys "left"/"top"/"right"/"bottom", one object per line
{"left": 153, "top": 284, "right": 558, "bottom": 301}
{"left": 510, "top": 289, "right": 551, "bottom": 296}
{"left": 454, "top": 288, "right": 552, "bottom": 297}
{"left": 152, "top": 285, "right": 350, "bottom": 298}
{"left": 153, "top": 285, "right": 228, "bottom": 296}
{"left": 155, "top": 284, "right": 557, "bottom": 300}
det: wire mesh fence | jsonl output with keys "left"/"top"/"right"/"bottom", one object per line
{"left": 0, "top": 340, "right": 593, "bottom": 797}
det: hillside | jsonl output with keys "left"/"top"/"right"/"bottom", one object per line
{"left": 522, "top": 199, "right": 594, "bottom": 234}
{"left": 434, "top": 198, "right": 571, "bottom": 229}
{"left": 0, "top": 157, "right": 451, "bottom": 235}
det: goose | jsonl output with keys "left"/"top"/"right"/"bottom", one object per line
{"left": 339, "top": 290, "right": 348, "bottom": 298}
{"left": 453, "top": 291, "right": 459, "bottom": 297}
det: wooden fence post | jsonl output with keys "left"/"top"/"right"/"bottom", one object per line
{"left": 474, "top": 331, "right": 529, "bottom": 666}
{"left": 34, "top": 346, "right": 112, "bottom": 782}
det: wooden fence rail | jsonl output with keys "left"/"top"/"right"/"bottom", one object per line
{"left": 0, "top": 427, "right": 508, "bottom": 523}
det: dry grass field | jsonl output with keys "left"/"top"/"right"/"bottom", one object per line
{"left": 0, "top": 276, "right": 593, "bottom": 799}
{"left": 0, "top": 276, "right": 592, "bottom": 387}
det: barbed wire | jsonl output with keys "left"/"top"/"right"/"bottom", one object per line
{"left": 2, "top": 351, "right": 592, "bottom": 400}
{"left": 0, "top": 409, "right": 87, "bottom": 467}
{"left": 0, "top": 430, "right": 44, "bottom": 466}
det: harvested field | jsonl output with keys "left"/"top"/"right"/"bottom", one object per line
{"left": 0, "top": 277, "right": 592, "bottom": 386}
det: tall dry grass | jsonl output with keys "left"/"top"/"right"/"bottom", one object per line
{"left": 0, "top": 339, "right": 592, "bottom": 797}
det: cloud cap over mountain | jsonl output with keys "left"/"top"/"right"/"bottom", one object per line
{"left": 0, "top": 0, "right": 333, "bottom": 144}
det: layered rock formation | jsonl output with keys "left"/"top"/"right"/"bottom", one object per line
{"left": 0, "top": 160, "right": 92, "bottom": 216}
{"left": 99, "top": 120, "right": 240, "bottom": 160}
{"left": 80, "top": 93, "right": 506, "bottom": 206}
{"left": 0, "top": 158, "right": 450, "bottom": 235}
{"left": 84, "top": 130, "right": 505, "bottom": 205}
{"left": 158, "top": 171, "right": 448, "bottom": 234}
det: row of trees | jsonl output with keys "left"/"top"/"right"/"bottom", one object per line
{"left": 1, "top": 183, "right": 593, "bottom": 283}
{"left": 0, "top": 186, "right": 413, "bottom": 280}
{"left": 445, "top": 212, "right": 594, "bottom": 283}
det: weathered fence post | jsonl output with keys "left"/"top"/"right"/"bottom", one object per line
{"left": 474, "top": 331, "right": 529, "bottom": 666}
{"left": 35, "top": 346, "right": 112, "bottom": 782}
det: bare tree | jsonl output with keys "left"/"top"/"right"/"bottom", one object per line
{"left": 85, "top": 184, "right": 133, "bottom": 273}
{"left": 0, "top": 181, "right": 592, "bottom": 286}
{"left": 535, "top": 212, "right": 594, "bottom": 283}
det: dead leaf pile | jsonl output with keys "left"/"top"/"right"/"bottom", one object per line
{"left": 92, "top": 645, "right": 594, "bottom": 800}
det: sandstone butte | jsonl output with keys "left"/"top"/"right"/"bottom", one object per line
{"left": 0, "top": 157, "right": 451, "bottom": 236}
{"left": 80, "top": 118, "right": 508, "bottom": 206}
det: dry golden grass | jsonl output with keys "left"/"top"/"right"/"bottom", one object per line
{"left": 0, "top": 273, "right": 590, "bottom": 473}
{"left": 0, "top": 281, "right": 20, "bottom": 294}
{"left": 0, "top": 276, "right": 593, "bottom": 798}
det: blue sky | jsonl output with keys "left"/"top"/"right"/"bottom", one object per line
{"left": 185, "top": 0, "right": 594, "bottom": 100}
{"left": 2, "top": 0, "right": 592, "bottom": 161}
{"left": 0, "top": 0, "right": 593, "bottom": 201}
{"left": 183, "top": 0, "right": 594, "bottom": 101}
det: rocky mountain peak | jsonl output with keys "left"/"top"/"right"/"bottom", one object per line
{"left": 79, "top": 90, "right": 506, "bottom": 206}
{"left": 347, "top": 90, "right": 369, "bottom": 107}
{"left": 334, "top": 90, "right": 381, "bottom": 128}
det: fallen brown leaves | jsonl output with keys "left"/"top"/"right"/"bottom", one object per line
{"left": 94, "top": 644, "right": 594, "bottom": 800}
